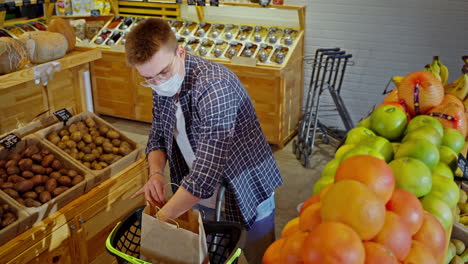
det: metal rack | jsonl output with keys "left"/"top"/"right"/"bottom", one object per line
{"left": 293, "top": 48, "right": 354, "bottom": 168}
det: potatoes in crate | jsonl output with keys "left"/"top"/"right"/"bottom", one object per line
{"left": 0, "top": 203, "right": 17, "bottom": 229}
{"left": 0, "top": 144, "right": 84, "bottom": 207}
{"left": 46, "top": 118, "right": 134, "bottom": 170}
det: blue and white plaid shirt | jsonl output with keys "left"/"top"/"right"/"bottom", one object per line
{"left": 146, "top": 53, "right": 283, "bottom": 228}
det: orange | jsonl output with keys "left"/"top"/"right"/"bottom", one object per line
{"left": 402, "top": 240, "right": 437, "bottom": 264}
{"left": 263, "top": 238, "right": 285, "bottom": 264}
{"left": 363, "top": 242, "right": 399, "bottom": 264}
{"left": 428, "top": 102, "right": 467, "bottom": 137}
{"left": 383, "top": 88, "right": 399, "bottom": 104}
{"left": 281, "top": 217, "right": 300, "bottom": 238}
{"left": 441, "top": 94, "right": 465, "bottom": 110}
{"left": 319, "top": 184, "right": 333, "bottom": 200}
{"left": 320, "top": 180, "right": 386, "bottom": 240}
{"left": 372, "top": 211, "right": 412, "bottom": 261}
{"left": 279, "top": 231, "right": 309, "bottom": 264}
{"left": 412, "top": 211, "right": 446, "bottom": 261}
{"left": 300, "top": 194, "right": 320, "bottom": 216}
{"left": 385, "top": 189, "right": 423, "bottom": 235}
{"left": 397, "top": 71, "right": 444, "bottom": 116}
{"left": 301, "top": 221, "right": 365, "bottom": 264}
{"left": 300, "top": 202, "right": 321, "bottom": 232}
{"left": 335, "top": 155, "right": 395, "bottom": 203}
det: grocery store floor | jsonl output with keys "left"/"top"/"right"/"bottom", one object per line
{"left": 102, "top": 115, "right": 336, "bottom": 237}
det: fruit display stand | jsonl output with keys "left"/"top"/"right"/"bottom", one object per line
{"left": 0, "top": 47, "right": 102, "bottom": 135}
{"left": 0, "top": 156, "right": 147, "bottom": 264}
{"left": 81, "top": 2, "right": 305, "bottom": 148}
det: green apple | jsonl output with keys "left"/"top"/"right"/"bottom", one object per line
{"left": 370, "top": 104, "right": 408, "bottom": 141}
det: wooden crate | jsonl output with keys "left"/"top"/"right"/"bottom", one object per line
{"left": 35, "top": 111, "right": 144, "bottom": 191}
{"left": 0, "top": 193, "right": 34, "bottom": 246}
{"left": 0, "top": 135, "right": 90, "bottom": 224}
{"left": 0, "top": 157, "right": 147, "bottom": 264}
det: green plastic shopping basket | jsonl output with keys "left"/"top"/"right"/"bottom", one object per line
{"left": 106, "top": 206, "right": 246, "bottom": 264}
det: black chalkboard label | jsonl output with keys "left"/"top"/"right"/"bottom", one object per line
{"left": 197, "top": 0, "right": 205, "bottom": 6}
{"left": 0, "top": 134, "right": 21, "bottom": 150}
{"left": 90, "top": 9, "right": 100, "bottom": 17}
{"left": 187, "top": 0, "right": 196, "bottom": 5}
{"left": 210, "top": 0, "right": 218, "bottom": 6}
{"left": 458, "top": 154, "right": 468, "bottom": 180}
{"left": 54, "top": 108, "right": 72, "bottom": 126}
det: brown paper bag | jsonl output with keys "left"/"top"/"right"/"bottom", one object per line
{"left": 140, "top": 206, "right": 209, "bottom": 264}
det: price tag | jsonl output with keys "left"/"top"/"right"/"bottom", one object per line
{"left": 457, "top": 154, "right": 468, "bottom": 181}
{"left": 197, "top": 0, "right": 205, "bottom": 6}
{"left": 187, "top": 0, "right": 196, "bottom": 5}
{"left": 210, "top": 0, "right": 218, "bottom": 6}
{"left": 90, "top": 9, "right": 100, "bottom": 17}
{"left": 54, "top": 108, "right": 73, "bottom": 126}
{"left": 0, "top": 134, "right": 21, "bottom": 150}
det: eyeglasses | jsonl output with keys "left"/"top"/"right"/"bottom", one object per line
{"left": 140, "top": 55, "right": 177, "bottom": 86}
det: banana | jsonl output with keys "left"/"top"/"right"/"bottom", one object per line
{"left": 446, "top": 71, "right": 468, "bottom": 100}
{"left": 391, "top": 76, "right": 404, "bottom": 87}
{"left": 423, "top": 63, "right": 442, "bottom": 82}
{"left": 463, "top": 55, "right": 468, "bottom": 65}
{"left": 435, "top": 56, "right": 449, "bottom": 85}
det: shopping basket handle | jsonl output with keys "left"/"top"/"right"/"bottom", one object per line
{"left": 215, "top": 180, "right": 228, "bottom": 222}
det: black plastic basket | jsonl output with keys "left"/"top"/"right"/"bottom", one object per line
{"left": 106, "top": 206, "right": 245, "bottom": 264}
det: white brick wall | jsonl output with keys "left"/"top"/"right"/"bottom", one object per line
{"left": 289, "top": 0, "right": 468, "bottom": 128}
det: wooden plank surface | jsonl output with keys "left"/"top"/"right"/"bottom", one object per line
{"left": 0, "top": 49, "right": 102, "bottom": 90}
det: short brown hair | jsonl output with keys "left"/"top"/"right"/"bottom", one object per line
{"left": 125, "top": 18, "right": 177, "bottom": 66}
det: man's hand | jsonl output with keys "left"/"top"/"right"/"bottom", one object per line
{"left": 132, "top": 172, "right": 167, "bottom": 206}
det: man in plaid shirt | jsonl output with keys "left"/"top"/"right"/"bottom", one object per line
{"left": 127, "top": 18, "right": 282, "bottom": 262}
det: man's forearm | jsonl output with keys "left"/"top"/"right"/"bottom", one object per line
{"left": 158, "top": 186, "right": 201, "bottom": 220}
{"left": 147, "top": 150, "right": 167, "bottom": 176}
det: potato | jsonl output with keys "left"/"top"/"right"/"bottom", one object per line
{"left": 47, "top": 131, "right": 59, "bottom": 141}
{"left": 21, "top": 171, "right": 34, "bottom": 179}
{"left": 35, "top": 185, "right": 45, "bottom": 193}
{"left": 82, "top": 146, "right": 92, "bottom": 154}
{"left": 45, "top": 178, "right": 57, "bottom": 192}
{"left": 112, "top": 155, "right": 123, "bottom": 163}
{"left": 14, "top": 180, "right": 34, "bottom": 193}
{"left": 98, "top": 161, "right": 108, "bottom": 168}
{"left": 42, "top": 175, "right": 49, "bottom": 183}
{"left": 82, "top": 154, "right": 96, "bottom": 162}
{"left": 31, "top": 165, "right": 46, "bottom": 174}
{"left": 58, "top": 176, "right": 72, "bottom": 187}
{"left": 99, "top": 154, "right": 114, "bottom": 164}
{"left": 112, "top": 147, "right": 120, "bottom": 155}
{"left": 49, "top": 136, "right": 60, "bottom": 145}
{"left": 31, "top": 153, "right": 42, "bottom": 163}
{"left": 59, "top": 129, "right": 69, "bottom": 137}
{"left": 85, "top": 117, "right": 96, "bottom": 128}
{"left": 92, "top": 163, "right": 102, "bottom": 170}
{"left": 76, "top": 121, "right": 86, "bottom": 130}
{"left": 83, "top": 162, "right": 91, "bottom": 168}
{"left": 25, "top": 198, "right": 41, "bottom": 207}
{"left": 59, "top": 169, "right": 68, "bottom": 175}
{"left": 83, "top": 134, "right": 93, "bottom": 144}
{"left": 18, "top": 158, "right": 33, "bottom": 171}
{"left": 23, "top": 191, "right": 38, "bottom": 200}
{"left": 90, "top": 130, "right": 100, "bottom": 137}
{"left": 51, "top": 160, "right": 62, "bottom": 170}
{"left": 96, "top": 147, "right": 103, "bottom": 155}
{"left": 106, "top": 130, "right": 120, "bottom": 139}
{"left": 91, "top": 149, "right": 100, "bottom": 156}
{"left": 61, "top": 136, "right": 70, "bottom": 142}
{"left": 88, "top": 143, "right": 96, "bottom": 150}
{"left": 40, "top": 149, "right": 50, "bottom": 156}
{"left": 22, "top": 145, "right": 39, "bottom": 158}
{"left": 65, "top": 140, "right": 76, "bottom": 149}
{"left": 67, "top": 170, "right": 78, "bottom": 178}
{"left": 98, "top": 125, "right": 109, "bottom": 135}
{"left": 1, "top": 182, "right": 14, "bottom": 189}
{"left": 57, "top": 141, "right": 67, "bottom": 150}
{"left": 111, "top": 139, "right": 121, "bottom": 147}
{"left": 7, "top": 152, "right": 22, "bottom": 161}
{"left": 68, "top": 123, "right": 78, "bottom": 133}
{"left": 50, "top": 172, "right": 61, "bottom": 180}
{"left": 119, "top": 145, "right": 132, "bottom": 156}
{"left": 45, "top": 167, "right": 53, "bottom": 175}
{"left": 78, "top": 152, "right": 85, "bottom": 160}
{"left": 6, "top": 166, "right": 20, "bottom": 175}
{"left": 5, "top": 160, "right": 17, "bottom": 168}
{"left": 31, "top": 175, "right": 43, "bottom": 185}
{"left": 72, "top": 175, "right": 84, "bottom": 185}
{"left": 39, "top": 191, "right": 52, "bottom": 203}
{"left": 52, "top": 186, "right": 69, "bottom": 197}
{"left": 16, "top": 197, "right": 25, "bottom": 206}
{"left": 94, "top": 136, "right": 105, "bottom": 146}
{"left": 70, "top": 152, "right": 78, "bottom": 159}
{"left": 3, "top": 189, "right": 19, "bottom": 199}
{"left": 0, "top": 160, "right": 5, "bottom": 168}
{"left": 8, "top": 175, "right": 24, "bottom": 183}
{"left": 77, "top": 141, "right": 86, "bottom": 150}
{"left": 41, "top": 154, "right": 55, "bottom": 168}
{"left": 1, "top": 212, "right": 17, "bottom": 227}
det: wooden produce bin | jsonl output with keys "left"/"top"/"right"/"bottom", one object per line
{"left": 87, "top": 3, "right": 305, "bottom": 148}
{"left": 0, "top": 47, "right": 102, "bottom": 135}
{"left": 0, "top": 192, "right": 35, "bottom": 246}
{"left": 0, "top": 156, "right": 147, "bottom": 264}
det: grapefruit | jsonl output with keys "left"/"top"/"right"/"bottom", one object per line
{"left": 320, "top": 180, "right": 386, "bottom": 240}
{"left": 420, "top": 195, "right": 453, "bottom": 230}
{"left": 279, "top": 231, "right": 309, "bottom": 263}
{"left": 281, "top": 217, "right": 300, "bottom": 238}
{"left": 439, "top": 145, "right": 458, "bottom": 171}
{"left": 388, "top": 158, "right": 432, "bottom": 197}
{"left": 441, "top": 94, "right": 465, "bottom": 110}
{"left": 263, "top": 238, "right": 285, "bottom": 264}
{"left": 402, "top": 241, "right": 437, "bottom": 264}
{"left": 395, "top": 139, "right": 440, "bottom": 170}
{"left": 442, "top": 128, "right": 465, "bottom": 154}
{"left": 335, "top": 155, "right": 395, "bottom": 203}
{"left": 335, "top": 144, "right": 355, "bottom": 161}
{"left": 363, "top": 242, "right": 399, "bottom": 264}
{"left": 357, "top": 118, "right": 372, "bottom": 129}
{"left": 413, "top": 211, "right": 447, "bottom": 261}
{"left": 428, "top": 102, "right": 467, "bottom": 137}
{"left": 397, "top": 71, "right": 444, "bottom": 116}
{"left": 372, "top": 211, "right": 412, "bottom": 261}
{"left": 425, "top": 175, "right": 460, "bottom": 209}
{"left": 370, "top": 104, "right": 408, "bottom": 141}
{"left": 321, "top": 159, "right": 339, "bottom": 179}
{"left": 299, "top": 194, "right": 320, "bottom": 215}
{"left": 432, "top": 162, "right": 454, "bottom": 179}
{"left": 383, "top": 88, "right": 399, "bottom": 104}
{"left": 405, "top": 115, "right": 443, "bottom": 137}
{"left": 391, "top": 142, "right": 401, "bottom": 154}
{"left": 345, "top": 127, "right": 376, "bottom": 145}
{"left": 360, "top": 136, "right": 394, "bottom": 162}
{"left": 341, "top": 145, "right": 385, "bottom": 163}
{"left": 301, "top": 221, "right": 365, "bottom": 264}
{"left": 299, "top": 202, "right": 321, "bottom": 232}
{"left": 385, "top": 189, "right": 423, "bottom": 235}
{"left": 402, "top": 125, "right": 442, "bottom": 146}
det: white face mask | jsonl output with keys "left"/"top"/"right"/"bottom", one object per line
{"left": 145, "top": 72, "right": 184, "bottom": 97}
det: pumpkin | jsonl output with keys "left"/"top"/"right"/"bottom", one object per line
{"left": 19, "top": 31, "right": 68, "bottom": 64}
{"left": 47, "top": 18, "right": 76, "bottom": 52}
{"left": 0, "top": 37, "right": 28, "bottom": 74}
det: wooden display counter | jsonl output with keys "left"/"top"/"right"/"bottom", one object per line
{"left": 0, "top": 157, "right": 147, "bottom": 264}
{"left": 0, "top": 48, "right": 102, "bottom": 136}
